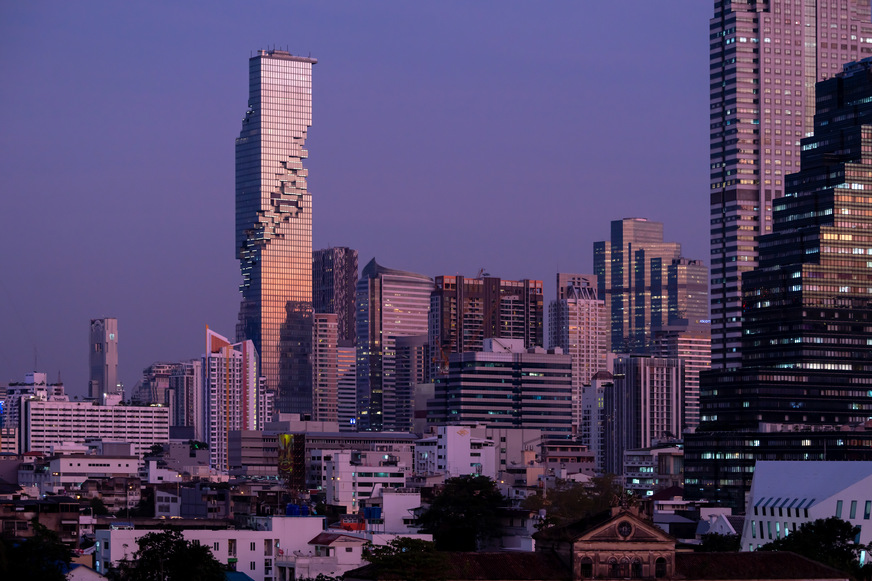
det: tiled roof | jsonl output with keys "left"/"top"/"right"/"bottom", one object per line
{"left": 308, "top": 532, "right": 366, "bottom": 546}
{"left": 675, "top": 551, "right": 849, "bottom": 579}
{"left": 345, "top": 552, "right": 570, "bottom": 580}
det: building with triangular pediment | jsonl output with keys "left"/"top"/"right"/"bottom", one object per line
{"left": 534, "top": 508, "right": 676, "bottom": 579}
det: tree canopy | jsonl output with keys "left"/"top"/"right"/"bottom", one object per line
{"left": 0, "top": 520, "right": 71, "bottom": 581}
{"left": 759, "top": 516, "right": 872, "bottom": 579}
{"left": 363, "top": 537, "right": 448, "bottom": 580}
{"left": 696, "top": 532, "right": 741, "bottom": 552}
{"left": 109, "top": 528, "right": 225, "bottom": 581}
{"left": 521, "top": 474, "right": 624, "bottom": 529}
{"left": 418, "top": 475, "right": 506, "bottom": 551}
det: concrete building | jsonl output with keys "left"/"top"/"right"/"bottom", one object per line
{"left": 356, "top": 259, "right": 434, "bottom": 431}
{"left": 429, "top": 274, "right": 544, "bottom": 377}
{"left": 236, "top": 49, "right": 317, "bottom": 415}
{"left": 708, "top": 0, "right": 872, "bottom": 370}
{"left": 204, "top": 328, "right": 272, "bottom": 472}
{"left": 322, "top": 450, "right": 407, "bottom": 513}
{"left": 549, "top": 274, "right": 607, "bottom": 428}
{"left": 623, "top": 445, "right": 683, "bottom": 497}
{"left": 393, "top": 334, "right": 429, "bottom": 434}
{"left": 312, "top": 313, "right": 339, "bottom": 423}
{"left": 414, "top": 425, "right": 497, "bottom": 479}
{"left": 21, "top": 400, "right": 169, "bottom": 457}
{"left": 17, "top": 454, "right": 139, "bottom": 498}
{"left": 337, "top": 344, "right": 357, "bottom": 431}
{"left": 652, "top": 324, "right": 710, "bottom": 431}
{"left": 740, "top": 461, "right": 872, "bottom": 557}
{"left": 429, "top": 339, "right": 573, "bottom": 435}
{"left": 95, "top": 515, "right": 326, "bottom": 579}
{"left": 89, "top": 318, "right": 119, "bottom": 402}
{"left": 169, "top": 359, "right": 204, "bottom": 440}
{"left": 313, "top": 247, "right": 359, "bottom": 344}
{"left": 605, "top": 356, "right": 683, "bottom": 476}
{"left": 580, "top": 371, "right": 614, "bottom": 474}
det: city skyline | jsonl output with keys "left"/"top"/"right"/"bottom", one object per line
{"left": 0, "top": 2, "right": 710, "bottom": 396}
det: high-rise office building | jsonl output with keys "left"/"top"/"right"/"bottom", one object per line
{"left": 89, "top": 318, "right": 119, "bottom": 402}
{"left": 429, "top": 339, "right": 573, "bottom": 434}
{"left": 313, "top": 247, "right": 359, "bottom": 344}
{"left": 604, "top": 356, "right": 684, "bottom": 476}
{"left": 594, "top": 219, "right": 706, "bottom": 353}
{"left": 203, "top": 328, "right": 272, "bottom": 471}
{"left": 548, "top": 274, "right": 607, "bottom": 428}
{"left": 687, "top": 59, "right": 872, "bottom": 508}
{"left": 235, "top": 49, "right": 317, "bottom": 414}
{"left": 169, "top": 360, "right": 203, "bottom": 441}
{"left": 356, "top": 259, "right": 434, "bottom": 431}
{"left": 312, "top": 313, "right": 339, "bottom": 423}
{"left": 429, "top": 275, "right": 544, "bottom": 376}
{"left": 709, "top": 0, "right": 872, "bottom": 369}
{"left": 394, "top": 334, "right": 430, "bottom": 433}
{"left": 652, "top": 324, "right": 710, "bottom": 430}
{"left": 336, "top": 344, "right": 357, "bottom": 432}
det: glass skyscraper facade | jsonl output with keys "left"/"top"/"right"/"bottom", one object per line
{"left": 687, "top": 59, "right": 872, "bottom": 508}
{"left": 236, "top": 50, "right": 317, "bottom": 414}
{"left": 709, "top": 0, "right": 872, "bottom": 370}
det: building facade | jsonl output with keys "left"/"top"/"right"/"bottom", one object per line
{"left": 429, "top": 339, "right": 573, "bottom": 435}
{"left": 429, "top": 275, "right": 544, "bottom": 376}
{"left": 594, "top": 219, "right": 705, "bottom": 354}
{"left": 708, "top": 0, "right": 872, "bottom": 369}
{"left": 687, "top": 60, "right": 872, "bottom": 508}
{"left": 604, "top": 356, "right": 683, "bottom": 476}
{"left": 89, "top": 318, "right": 118, "bottom": 401}
{"left": 312, "top": 313, "right": 339, "bottom": 423}
{"left": 549, "top": 274, "right": 608, "bottom": 428}
{"left": 313, "top": 247, "right": 359, "bottom": 344}
{"left": 204, "top": 328, "right": 272, "bottom": 471}
{"left": 236, "top": 49, "right": 317, "bottom": 414}
{"left": 356, "top": 259, "right": 434, "bottom": 432}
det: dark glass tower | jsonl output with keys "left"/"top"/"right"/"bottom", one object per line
{"left": 687, "top": 60, "right": 872, "bottom": 509}
{"left": 313, "top": 247, "right": 359, "bottom": 344}
{"left": 236, "top": 50, "right": 317, "bottom": 414}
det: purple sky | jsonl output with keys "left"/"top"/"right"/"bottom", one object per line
{"left": 0, "top": 1, "right": 711, "bottom": 397}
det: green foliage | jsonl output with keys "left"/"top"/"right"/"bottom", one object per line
{"left": 109, "top": 528, "right": 225, "bottom": 581}
{"left": 521, "top": 474, "right": 623, "bottom": 529}
{"left": 418, "top": 475, "right": 506, "bottom": 551}
{"left": 696, "top": 532, "right": 741, "bottom": 552}
{"left": 363, "top": 538, "right": 448, "bottom": 580}
{"left": 0, "top": 519, "right": 71, "bottom": 581}
{"left": 759, "top": 516, "right": 872, "bottom": 579}
{"left": 90, "top": 496, "right": 110, "bottom": 516}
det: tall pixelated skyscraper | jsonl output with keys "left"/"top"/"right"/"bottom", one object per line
{"left": 89, "top": 318, "right": 118, "bottom": 401}
{"left": 709, "top": 0, "right": 872, "bottom": 369}
{"left": 236, "top": 50, "right": 317, "bottom": 413}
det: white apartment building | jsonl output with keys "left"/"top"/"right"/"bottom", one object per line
{"left": 21, "top": 400, "right": 169, "bottom": 457}
{"left": 204, "top": 328, "right": 273, "bottom": 472}
{"left": 17, "top": 454, "right": 140, "bottom": 497}
{"left": 740, "top": 461, "right": 872, "bottom": 557}
{"left": 414, "top": 425, "right": 496, "bottom": 479}
{"left": 322, "top": 450, "right": 407, "bottom": 513}
{"left": 94, "top": 515, "right": 326, "bottom": 581}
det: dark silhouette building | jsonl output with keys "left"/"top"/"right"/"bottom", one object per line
{"left": 313, "top": 247, "right": 359, "bottom": 344}
{"left": 686, "top": 59, "right": 872, "bottom": 509}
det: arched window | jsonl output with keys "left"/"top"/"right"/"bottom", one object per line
{"left": 655, "top": 557, "right": 667, "bottom": 578}
{"left": 631, "top": 558, "right": 643, "bottom": 578}
{"left": 609, "top": 557, "right": 620, "bottom": 578}
{"left": 580, "top": 557, "right": 593, "bottom": 579}
{"left": 619, "top": 557, "right": 631, "bottom": 578}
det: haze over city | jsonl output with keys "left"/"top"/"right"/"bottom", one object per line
{"left": 0, "top": 2, "right": 709, "bottom": 396}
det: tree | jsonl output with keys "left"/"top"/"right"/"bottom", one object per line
{"left": 521, "top": 474, "right": 624, "bottom": 529}
{"left": 90, "top": 496, "right": 110, "bottom": 516}
{"left": 0, "top": 519, "right": 71, "bottom": 581}
{"left": 759, "top": 517, "right": 872, "bottom": 579}
{"left": 109, "top": 528, "right": 225, "bottom": 581}
{"left": 362, "top": 537, "right": 448, "bottom": 580}
{"left": 696, "top": 532, "right": 741, "bottom": 552}
{"left": 418, "top": 475, "right": 506, "bottom": 551}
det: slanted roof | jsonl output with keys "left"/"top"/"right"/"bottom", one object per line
{"left": 345, "top": 552, "right": 570, "bottom": 580}
{"left": 309, "top": 532, "right": 367, "bottom": 546}
{"left": 749, "top": 461, "right": 872, "bottom": 511}
{"left": 675, "top": 551, "right": 849, "bottom": 580}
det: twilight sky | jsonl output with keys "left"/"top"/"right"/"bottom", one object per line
{"left": 0, "top": 1, "right": 711, "bottom": 397}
